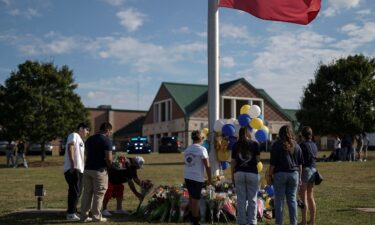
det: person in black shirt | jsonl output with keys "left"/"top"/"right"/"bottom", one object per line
{"left": 80, "top": 122, "right": 113, "bottom": 222}
{"left": 14, "top": 140, "right": 28, "bottom": 168}
{"left": 268, "top": 125, "right": 303, "bottom": 225}
{"left": 102, "top": 156, "right": 146, "bottom": 217}
{"left": 299, "top": 126, "right": 317, "bottom": 225}
{"left": 231, "top": 127, "right": 260, "bottom": 225}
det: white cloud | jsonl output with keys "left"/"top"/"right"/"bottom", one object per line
{"left": 80, "top": 75, "right": 154, "bottom": 110}
{"left": 220, "top": 23, "right": 249, "bottom": 39}
{"left": 221, "top": 56, "right": 235, "bottom": 68}
{"left": 116, "top": 8, "right": 146, "bottom": 32}
{"left": 356, "top": 9, "right": 371, "bottom": 15}
{"left": 9, "top": 8, "right": 40, "bottom": 19}
{"left": 226, "top": 30, "right": 346, "bottom": 109}
{"left": 335, "top": 22, "right": 375, "bottom": 50}
{"left": 323, "top": 0, "right": 361, "bottom": 17}
{"left": 101, "top": 0, "right": 125, "bottom": 6}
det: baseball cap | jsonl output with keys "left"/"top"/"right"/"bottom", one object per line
{"left": 135, "top": 156, "right": 145, "bottom": 169}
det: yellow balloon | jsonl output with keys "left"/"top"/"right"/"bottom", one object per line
{"left": 240, "top": 104, "right": 251, "bottom": 115}
{"left": 250, "top": 118, "right": 263, "bottom": 129}
{"left": 257, "top": 161, "right": 263, "bottom": 172}
{"left": 202, "top": 128, "right": 209, "bottom": 137}
{"left": 261, "top": 125, "right": 269, "bottom": 133}
{"left": 265, "top": 197, "right": 271, "bottom": 209}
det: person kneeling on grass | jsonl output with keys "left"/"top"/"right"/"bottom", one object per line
{"left": 102, "top": 156, "right": 150, "bottom": 217}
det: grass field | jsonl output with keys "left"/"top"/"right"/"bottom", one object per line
{"left": 0, "top": 151, "right": 374, "bottom": 225}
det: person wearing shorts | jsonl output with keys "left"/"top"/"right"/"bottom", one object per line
{"left": 299, "top": 126, "right": 318, "bottom": 225}
{"left": 184, "top": 130, "right": 211, "bottom": 225}
{"left": 102, "top": 156, "right": 145, "bottom": 217}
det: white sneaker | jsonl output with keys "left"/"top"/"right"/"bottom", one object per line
{"left": 81, "top": 217, "right": 92, "bottom": 223}
{"left": 102, "top": 209, "right": 112, "bottom": 217}
{"left": 66, "top": 213, "right": 80, "bottom": 221}
{"left": 114, "top": 209, "right": 129, "bottom": 215}
{"left": 364, "top": 159, "right": 367, "bottom": 162}
{"left": 93, "top": 217, "right": 107, "bottom": 222}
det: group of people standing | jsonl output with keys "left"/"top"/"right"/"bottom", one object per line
{"left": 63, "top": 122, "right": 147, "bottom": 222}
{"left": 4, "top": 140, "right": 28, "bottom": 168}
{"left": 183, "top": 125, "right": 318, "bottom": 225}
{"left": 333, "top": 133, "right": 369, "bottom": 162}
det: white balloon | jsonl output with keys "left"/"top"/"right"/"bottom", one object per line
{"left": 227, "top": 118, "right": 237, "bottom": 125}
{"left": 249, "top": 105, "right": 261, "bottom": 118}
{"left": 214, "top": 119, "right": 225, "bottom": 132}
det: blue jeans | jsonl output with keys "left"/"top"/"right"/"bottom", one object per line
{"left": 234, "top": 171, "right": 260, "bottom": 225}
{"left": 273, "top": 171, "right": 299, "bottom": 225}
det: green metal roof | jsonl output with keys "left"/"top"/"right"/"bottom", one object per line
{"left": 283, "top": 109, "right": 298, "bottom": 122}
{"left": 162, "top": 78, "right": 293, "bottom": 121}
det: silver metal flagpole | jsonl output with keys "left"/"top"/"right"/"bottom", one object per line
{"left": 207, "top": 0, "right": 220, "bottom": 176}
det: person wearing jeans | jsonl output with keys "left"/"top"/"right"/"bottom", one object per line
{"left": 268, "top": 125, "right": 303, "bottom": 225}
{"left": 63, "top": 122, "right": 90, "bottom": 221}
{"left": 231, "top": 127, "right": 260, "bottom": 225}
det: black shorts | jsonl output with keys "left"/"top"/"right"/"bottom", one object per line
{"left": 185, "top": 178, "right": 203, "bottom": 200}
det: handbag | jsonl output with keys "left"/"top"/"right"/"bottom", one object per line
{"left": 314, "top": 170, "right": 323, "bottom": 185}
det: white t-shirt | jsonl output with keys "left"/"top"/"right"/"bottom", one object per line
{"left": 63, "top": 132, "right": 85, "bottom": 173}
{"left": 184, "top": 144, "right": 208, "bottom": 182}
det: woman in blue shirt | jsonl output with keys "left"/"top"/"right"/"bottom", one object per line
{"left": 268, "top": 125, "right": 303, "bottom": 225}
{"left": 299, "top": 126, "right": 317, "bottom": 225}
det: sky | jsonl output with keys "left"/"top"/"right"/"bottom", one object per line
{"left": 0, "top": 0, "right": 374, "bottom": 111}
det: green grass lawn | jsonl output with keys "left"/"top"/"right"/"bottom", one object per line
{"left": 0, "top": 151, "right": 374, "bottom": 225}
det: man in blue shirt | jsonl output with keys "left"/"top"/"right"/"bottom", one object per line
{"left": 80, "top": 122, "right": 113, "bottom": 222}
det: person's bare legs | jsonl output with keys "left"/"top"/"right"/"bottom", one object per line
{"left": 306, "top": 184, "right": 316, "bottom": 225}
{"left": 299, "top": 183, "right": 308, "bottom": 225}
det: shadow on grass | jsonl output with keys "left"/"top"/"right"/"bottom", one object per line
{"left": 0, "top": 209, "right": 149, "bottom": 225}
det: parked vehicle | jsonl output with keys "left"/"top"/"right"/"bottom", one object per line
{"left": 159, "top": 136, "right": 181, "bottom": 153}
{"left": 0, "top": 141, "right": 11, "bottom": 155}
{"left": 126, "top": 137, "right": 152, "bottom": 154}
{"left": 27, "top": 143, "right": 53, "bottom": 155}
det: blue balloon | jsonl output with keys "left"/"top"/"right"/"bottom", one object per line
{"left": 221, "top": 161, "right": 229, "bottom": 170}
{"left": 227, "top": 136, "right": 237, "bottom": 150}
{"left": 265, "top": 185, "right": 274, "bottom": 197}
{"left": 258, "top": 114, "right": 264, "bottom": 120}
{"left": 255, "top": 129, "right": 268, "bottom": 142}
{"left": 222, "top": 124, "right": 235, "bottom": 137}
{"left": 238, "top": 114, "right": 251, "bottom": 127}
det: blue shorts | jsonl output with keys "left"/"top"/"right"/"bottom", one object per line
{"left": 302, "top": 167, "right": 316, "bottom": 184}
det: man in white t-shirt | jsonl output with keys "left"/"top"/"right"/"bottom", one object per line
{"left": 184, "top": 130, "right": 211, "bottom": 225}
{"left": 63, "top": 122, "right": 90, "bottom": 221}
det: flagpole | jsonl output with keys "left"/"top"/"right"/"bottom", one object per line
{"left": 208, "top": 0, "right": 220, "bottom": 176}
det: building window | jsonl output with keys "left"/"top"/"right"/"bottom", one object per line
{"left": 154, "top": 99, "right": 172, "bottom": 122}
{"left": 221, "top": 97, "right": 264, "bottom": 119}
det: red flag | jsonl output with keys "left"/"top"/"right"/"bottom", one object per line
{"left": 219, "top": 0, "right": 321, "bottom": 25}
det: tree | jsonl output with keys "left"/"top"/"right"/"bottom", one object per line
{"left": 297, "top": 55, "right": 375, "bottom": 136}
{"left": 0, "top": 60, "right": 89, "bottom": 161}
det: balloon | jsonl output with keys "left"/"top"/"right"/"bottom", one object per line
{"left": 238, "top": 114, "right": 251, "bottom": 127}
{"left": 249, "top": 105, "right": 261, "bottom": 118}
{"left": 255, "top": 129, "right": 268, "bottom": 142}
{"left": 228, "top": 136, "right": 237, "bottom": 150}
{"left": 202, "top": 128, "right": 209, "bottom": 136}
{"left": 214, "top": 119, "right": 225, "bottom": 132}
{"left": 250, "top": 118, "right": 263, "bottom": 129}
{"left": 260, "top": 125, "right": 269, "bottom": 133}
{"left": 265, "top": 197, "right": 271, "bottom": 209}
{"left": 240, "top": 104, "right": 251, "bottom": 115}
{"left": 222, "top": 124, "right": 235, "bottom": 137}
{"left": 257, "top": 161, "right": 263, "bottom": 172}
{"left": 250, "top": 128, "right": 257, "bottom": 140}
{"left": 258, "top": 114, "right": 264, "bottom": 120}
{"left": 221, "top": 161, "right": 229, "bottom": 170}
{"left": 265, "top": 185, "right": 274, "bottom": 198}
{"left": 226, "top": 118, "right": 237, "bottom": 125}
